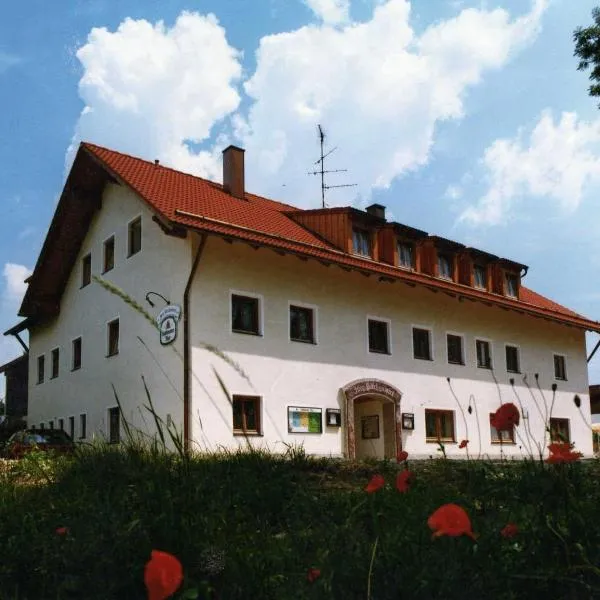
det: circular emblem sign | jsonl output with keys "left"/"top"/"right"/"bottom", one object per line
{"left": 157, "top": 305, "right": 182, "bottom": 346}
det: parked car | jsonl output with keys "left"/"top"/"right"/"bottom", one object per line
{"left": 2, "top": 429, "right": 75, "bottom": 458}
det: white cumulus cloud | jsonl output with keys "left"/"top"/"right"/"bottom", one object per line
{"left": 2, "top": 263, "right": 31, "bottom": 305}
{"left": 459, "top": 110, "right": 600, "bottom": 226}
{"left": 304, "top": 0, "right": 350, "bottom": 24}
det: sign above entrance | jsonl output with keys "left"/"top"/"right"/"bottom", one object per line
{"left": 343, "top": 379, "right": 402, "bottom": 403}
{"left": 157, "top": 305, "right": 182, "bottom": 346}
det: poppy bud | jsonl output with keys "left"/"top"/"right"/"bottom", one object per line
{"left": 509, "top": 378, "right": 514, "bottom": 386}
{"left": 552, "top": 383, "right": 557, "bottom": 392}
{"left": 574, "top": 394, "right": 581, "bottom": 408}
{"left": 468, "top": 405, "right": 473, "bottom": 414}
{"left": 535, "top": 373, "right": 539, "bottom": 380}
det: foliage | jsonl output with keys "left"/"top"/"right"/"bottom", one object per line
{"left": 574, "top": 7, "right": 600, "bottom": 104}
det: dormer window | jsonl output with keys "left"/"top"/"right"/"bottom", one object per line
{"left": 437, "top": 254, "right": 452, "bottom": 280}
{"left": 397, "top": 242, "right": 413, "bottom": 269}
{"left": 505, "top": 273, "right": 518, "bottom": 297}
{"left": 352, "top": 228, "right": 371, "bottom": 257}
{"left": 474, "top": 265, "right": 486, "bottom": 289}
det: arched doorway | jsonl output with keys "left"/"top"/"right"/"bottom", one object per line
{"left": 342, "top": 379, "right": 402, "bottom": 460}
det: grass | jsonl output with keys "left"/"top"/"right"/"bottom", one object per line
{"left": 1, "top": 446, "right": 600, "bottom": 599}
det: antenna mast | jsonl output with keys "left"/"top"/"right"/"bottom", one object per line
{"left": 308, "top": 124, "right": 356, "bottom": 208}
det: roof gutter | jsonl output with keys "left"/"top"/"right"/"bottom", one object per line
{"left": 183, "top": 233, "right": 207, "bottom": 454}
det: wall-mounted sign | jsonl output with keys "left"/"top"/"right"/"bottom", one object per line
{"left": 361, "top": 415, "right": 380, "bottom": 439}
{"left": 157, "top": 305, "right": 182, "bottom": 346}
{"left": 326, "top": 408, "right": 342, "bottom": 427}
{"left": 288, "top": 406, "right": 322, "bottom": 434}
{"left": 402, "top": 413, "right": 415, "bottom": 430}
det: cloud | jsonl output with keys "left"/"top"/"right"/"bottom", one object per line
{"left": 0, "top": 51, "right": 21, "bottom": 74}
{"left": 303, "top": 0, "right": 350, "bottom": 24}
{"left": 459, "top": 110, "right": 600, "bottom": 225}
{"left": 3, "top": 264, "right": 31, "bottom": 305}
{"left": 67, "top": 11, "right": 243, "bottom": 179}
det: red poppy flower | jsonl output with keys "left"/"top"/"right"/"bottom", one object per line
{"left": 307, "top": 568, "right": 321, "bottom": 583}
{"left": 459, "top": 439, "right": 469, "bottom": 449}
{"left": 55, "top": 526, "right": 68, "bottom": 535}
{"left": 490, "top": 403, "right": 520, "bottom": 431}
{"left": 365, "top": 474, "right": 385, "bottom": 493}
{"left": 546, "top": 442, "right": 583, "bottom": 464}
{"left": 501, "top": 523, "right": 519, "bottom": 538}
{"left": 427, "top": 503, "right": 477, "bottom": 541}
{"left": 396, "top": 450, "right": 408, "bottom": 462}
{"left": 395, "top": 469, "right": 413, "bottom": 493}
{"left": 144, "top": 550, "right": 183, "bottom": 600}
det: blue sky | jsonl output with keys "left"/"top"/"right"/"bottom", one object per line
{"left": 2, "top": 0, "right": 600, "bottom": 396}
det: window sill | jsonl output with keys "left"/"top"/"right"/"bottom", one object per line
{"left": 232, "top": 329, "right": 262, "bottom": 336}
{"left": 477, "top": 365, "right": 492, "bottom": 370}
{"left": 106, "top": 352, "right": 119, "bottom": 358}
{"left": 491, "top": 440, "right": 516, "bottom": 445}
{"left": 507, "top": 369, "right": 521, "bottom": 374}
{"left": 290, "top": 338, "right": 316, "bottom": 345}
{"left": 71, "top": 366, "right": 81, "bottom": 372}
{"left": 426, "top": 439, "right": 456, "bottom": 444}
{"left": 448, "top": 360, "right": 465, "bottom": 366}
{"left": 233, "top": 431, "right": 263, "bottom": 437}
{"left": 555, "top": 377, "right": 567, "bottom": 381}
{"left": 414, "top": 356, "right": 433, "bottom": 361}
{"left": 80, "top": 283, "right": 91, "bottom": 289}
{"left": 127, "top": 250, "right": 141, "bottom": 258}
{"left": 102, "top": 267, "right": 114, "bottom": 274}
{"left": 369, "top": 349, "right": 391, "bottom": 355}
{"left": 50, "top": 375, "right": 58, "bottom": 380}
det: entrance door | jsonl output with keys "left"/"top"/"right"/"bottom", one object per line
{"left": 354, "top": 397, "right": 396, "bottom": 460}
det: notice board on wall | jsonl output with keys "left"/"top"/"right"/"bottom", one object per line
{"left": 288, "top": 406, "right": 323, "bottom": 434}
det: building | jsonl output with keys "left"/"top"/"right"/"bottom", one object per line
{"left": 6, "top": 142, "right": 600, "bottom": 458}
{"left": 0, "top": 354, "right": 28, "bottom": 419}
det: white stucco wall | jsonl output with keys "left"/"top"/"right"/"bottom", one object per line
{"left": 27, "top": 183, "right": 190, "bottom": 444}
{"left": 189, "top": 238, "right": 593, "bottom": 459}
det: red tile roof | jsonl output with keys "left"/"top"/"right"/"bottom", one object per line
{"left": 81, "top": 142, "right": 600, "bottom": 333}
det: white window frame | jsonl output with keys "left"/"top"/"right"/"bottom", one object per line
{"left": 50, "top": 347, "right": 60, "bottom": 379}
{"left": 473, "top": 264, "right": 487, "bottom": 289}
{"left": 288, "top": 300, "right": 318, "bottom": 345}
{"left": 397, "top": 241, "right": 414, "bottom": 270}
{"left": 366, "top": 315, "right": 392, "bottom": 355}
{"left": 106, "top": 317, "right": 120, "bottom": 357}
{"left": 81, "top": 253, "right": 92, "bottom": 288}
{"left": 229, "top": 289, "right": 264, "bottom": 337}
{"left": 504, "top": 343, "right": 521, "bottom": 374}
{"left": 445, "top": 331, "right": 465, "bottom": 366}
{"left": 411, "top": 324, "right": 434, "bottom": 361}
{"left": 475, "top": 337, "right": 493, "bottom": 369}
{"left": 127, "top": 215, "right": 142, "bottom": 258}
{"left": 553, "top": 352, "right": 568, "bottom": 381}
{"left": 79, "top": 413, "right": 87, "bottom": 440}
{"left": 102, "top": 233, "right": 116, "bottom": 273}
{"left": 36, "top": 354, "right": 45, "bottom": 384}
{"left": 71, "top": 335, "right": 83, "bottom": 371}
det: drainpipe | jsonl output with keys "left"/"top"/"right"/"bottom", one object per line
{"left": 183, "top": 233, "right": 207, "bottom": 454}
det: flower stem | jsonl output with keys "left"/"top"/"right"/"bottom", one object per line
{"left": 367, "top": 536, "right": 379, "bottom": 600}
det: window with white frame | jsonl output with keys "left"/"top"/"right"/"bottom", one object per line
{"left": 368, "top": 319, "right": 390, "bottom": 354}
{"left": 290, "top": 305, "right": 315, "bottom": 343}
{"left": 476, "top": 339, "right": 492, "bottom": 369}
{"left": 352, "top": 229, "right": 371, "bottom": 257}
{"left": 554, "top": 354, "right": 567, "bottom": 380}
{"left": 447, "top": 334, "right": 464, "bottom": 365}
{"left": 473, "top": 265, "right": 486, "bottom": 289}
{"left": 437, "top": 254, "right": 452, "bottom": 279}
{"left": 231, "top": 294, "right": 261, "bottom": 335}
{"left": 413, "top": 327, "right": 432, "bottom": 360}
{"left": 398, "top": 242, "right": 413, "bottom": 269}
{"left": 505, "top": 345, "right": 520, "bottom": 373}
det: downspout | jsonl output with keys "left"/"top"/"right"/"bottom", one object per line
{"left": 183, "top": 233, "right": 207, "bottom": 454}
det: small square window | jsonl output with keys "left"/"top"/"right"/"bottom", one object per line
{"left": 72, "top": 337, "right": 82, "bottom": 371}
{"left": 505, "top": 273, "right": 518, "bottom": 297}
{"left": 290, "top": 305, "right": 315, "bottom": 343}
{"left": 107, "top": 319, "right": 120, "bottom": 357}
{"left": 438, "top": 254, "right": 452, "bottom": 279}
{"left": 40, "top": 423, "right": 45, "bottom": 431}
{"left": 398, "top": 242, "right": 413, "bottom": 269}
{"left": 68, "top": 416, "right": 75, "bottom": 440}
{"left": 128, "top": 217, "right": 142, "bottom": 257}
{"left": 368, "top": 319, "right": 390, "bottom": 354}
{"left": 413, "top": 328, "right": 432, "bottom": 361}
{"left": 554, "top": 354, "right": 567, "bottom": 380}
{"left": 51, "top": 348, "right": 59, "bottom": 379}
{"left": 103, "top": 236, "right": 115, "bottom": 272}
{"left": 425, "top": 409, "right": 455, "bottom": 442}
{"left": 490, "top": 413, "right": 515, "bottom": 444}
{"left": 81, "top": 254, "right": 91, "bottom": 288}
{"left": 232, "top": 294, "right": 260, "bottom": 335}
{"left": 79, "top": 414, "right": 87, "bottom": 439}
{"left": 476, "top": 340, "right": 492, "bottom": 369}
{"left": 232, "top": 395, "right": 261, "bottom": 435}
{"left": 447, "top": 334, "right": 464, "bottom": 365}
{"left": 37, "top": 355, "right": 45, "bottom": 384}
{"left": 108, "top": 407, "right": 120, "bottom": 444}
{"left": 58, "top": 418, "right": 64, "bottom": 431}
{"left": 474, "top": 265, "right": 487, "bottom": 289}
{"left": 352, "top": 229, "right": 371, "bottom": 257}
{"left": 506, "top": 345, "right": 520, "bottom": 373}
{"left": 49, "top": 420, "right": 54, "bottom": 430}
{"left": 550, "top": 418, "right": 570, "bottom": 443}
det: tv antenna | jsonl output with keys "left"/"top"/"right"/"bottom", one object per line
{"left": 308, "top": 124, "right": 356, "bottom": 208}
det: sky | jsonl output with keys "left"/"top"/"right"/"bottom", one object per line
{"left": 2, "top": 0, "right": 600, "bottom": 398}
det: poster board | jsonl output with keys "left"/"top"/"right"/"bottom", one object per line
{"left": 288, "top": 406, "right": 323, "bottom": 434}
{"left": 361, "top": 415, "right": 380, "bottom": 439}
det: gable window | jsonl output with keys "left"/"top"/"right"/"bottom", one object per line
{"left": 79, "top": 414, "right": 87, "bottom": 440}
{"left": 108, "top": 407, "right": 120, "bottom": 444}
{"left": 232, "top": 294, "right": 260, "bottom": 335}
{"left": 37, "top": 355, "right": 45, "bottom": 384}
{"left": 447, "top": 334, "right": 464, "bottom": 365}
{"left": 103, "top": 236, "right": 115, "bottom": 273}
{"left": 425, "top": 409, "right": 455, "bottom": 442}
{"left": 550, "top": 418, "right": 570, "bottom": 443}
{"left": 413, "top": 327, "right": 432, "bottom": 361}
{"left": 437, "top": 254, "right": 453, "bottom": 280}
{"left": 69, "top": 416, "right": 75, "bottom": 440}
{"left": 128, "top": 217, "right": 142, "bottom": 257}
{"left": 107, "top": 319, "right": 120, "bottom": 357}
{"left": 505, "top": 345, "right": 520, "bottom": 373}
{"left": 554, "top": 354, "right": 567, "bottom": 380}
{"left": 51, "top": 348, "right": 59, "bottom": 379}
{"left": 290, "top": 305, "right": 315, "bottom": 344}
{"left": 474, "top": 265, "right": 487, "bottom": 289}
{"left": 398, "top": 242, "right": 413, "bottom": 269}
{"left": 476, "top": 339, "right": 492, "bottom": 369}
{"left": 72, "top": 337, "right": 82, "bottom": 371}
{"left": 368, "top": 319, "right": 390, "bottom": 354}
{"left": 81, "top": 254, "right": 91, "bottom": 288}
{"left": 352, "top": 229, "right": 371, "bottom": 257}
{"left": 490, "top": 413, "right": 515, "bottom": 443}
{"left": 232, "top": 395, "right": 261, "bottom": 435}
{"left": 505, "top": 273, "right": 518, "bottom": 297}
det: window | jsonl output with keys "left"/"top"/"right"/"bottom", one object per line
{"left": 476, "top": 339, "right": 492, "bottom": 369}
{"left": 505, "top": 345, "right": 520, "bottom": 373}
{"left": 40, "top": 423, "right": 45, "bottom": 430}
{"left": 231, "top": 294, "right": 260, "bottom": 335}
{"left": 290, "top": 305, "right": 315, "bottom": 343}
{"left": 413, "top": 327, "right": 432, "bottom": 360}
{"left": 425, "top": 410, "right": 455, "bottom": 442}
{"left": 398, "top": 242, "right": 413, "bottom": 269}
{"left": 51, "top": 348, "right": 59, "bottom": 379}
{"left": 437, "top": 254, "right": 452, "bottom": 279}
{"left": 81, "top": 254, "right": 91, "bottom": 287}
{"left": 69, "top": 416, "right": 75, "bottom": 440}
{"left": 447, "top": 334, "right": 464, "bottom": 365}
{"left": 107, "top": 319, "right": 120, "bottom": 357}
{"left": 490, "top": 413, "right": 515, "bottom": 443}
{"left": 49, "top": 420, "right": 54, "bottom": 430}
{"left": 128, "top": 217, "right": 142, "bottom": 257}
{"left": 505, "top": 273, "right": 518, "bottom": 297}
{"left": 72, "top": 337, "right": 82, "bottom": 371}
{"left": 108, "top": 407, "right": 120, "bottom": 444}
{"left": 79, "top": 414, "right": 87, "bottom": 439}
{"left": 550, "top": 418, "right": 570, "bottom": 443}
{"left": 352, "top": 229, "right": 371, "bottom": 257}
{"left": 37, "top": 355, "right": 45, "bottom": 384}
{"left": 103, "top": 236, "right": 115, "bottom": 272}
{"left": 474, "top": 265, "right": 487, "bottom": 289}
{"left": 232, "top": 395, "right": 261, "bottom": 435}
{"left": 58, "top": 418, "right": 64, "bottom": 431}
{"left": 554, "top": 354, "right": 567, "bottom": 380}
{"left": 368, "top": 319, "right": 390, "bottom": 354}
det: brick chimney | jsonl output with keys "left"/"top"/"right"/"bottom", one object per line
{"left": 366, "top": 203, "right": 386, "bottom": 220}
{"left": 222, "top": 145, "right": 245, "bottom": 199}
